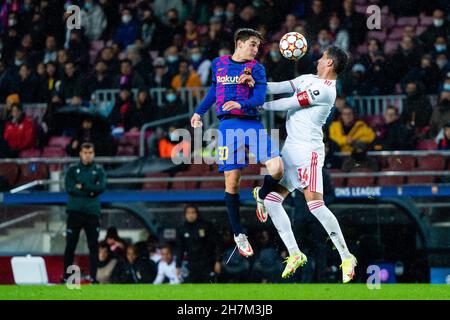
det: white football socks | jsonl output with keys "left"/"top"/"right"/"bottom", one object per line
{"left": 307, "top": 200, "right": 352, "bottom": 261}
{"left": 264, "top": 192, "right": 300, "bottom": 256}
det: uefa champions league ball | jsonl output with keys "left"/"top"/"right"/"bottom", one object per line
{"left": 279, "top": 32, "right": 308, "bottom": 60}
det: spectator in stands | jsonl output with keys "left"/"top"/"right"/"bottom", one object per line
{"left": 126, "top": 45, "right": 153, "bottom": 84}
{"left": 328, "top": 14, "right": 350, "bottom": 51}
{"left": 164, "top": 45, "right": 181, "bottom": 79}
{"left": 184, "top": 19, "right": 199, "bottom": 49}
{"left": 1, "top": 94, "right": 20, "bottom": 124}
{"left": 312, "top": 29, "right": 332, "bottom": 59}
{"left": 157, "top": 125, "right": 190, "bottom": 159}
{"left": 339, "top": 0, "right": 366, "bottom": 47}
{"left": 114, "top": 7, "right": 139, "bottom": 49}
{"left": 400, "top": 81, "right": 433, "bottom": 132}
{"left": 430, "top": 90, "right": 450, "bottom": 137}
{"left": 223, "top": 2, "right": 239, "bottom": 32}
{"left": 97, "top": 241, "right": 120, "bottom": 284}
{"left": 56, "top": 61, "right": 84, "bottom": 103}
{"left": 189, "top": 46, "right": 211, "bottom": 86}
{"left": 147, "top": 233, "right": 162, "bottom": 264}
{"left": 38, "top": 61, "right": 59, "bottom": 102}
{"left": 3, "top": 104, "right": 35, "bottom": 157}
{"left": 113, "top": 244, "right": 157, "bottom": 284}
{"left": 108, "top": 85, "right": 134, "bottom": 129}
{"left": 114, "top": 59, "right": 145, "bottom": 89}
{"left": 154, "top": 244, "right": 182, "bottom": 284}
{"left": 164, "top": 8, "right": 184, "bottom": 41}
{"left": 419, "top": 9, "right": 450, "bottom": 51}
{"left": 437, "top": 121, "right": 450, "bottom": 150}
{"left": 171, "top": 60, "right": 202, "bottom": 93}
{"left": 176, "top": 204, "right": 221, "bottom": 283}
{"left": 305, "top": 0, "right": 328, "bottom": 40}
{"left": 374, "top": 106, "right": 414, "bottom": 151}
{"left": 251, "top": 229, "right": 283, "bottom": 283}
{"left": 236, "top": 5, "right": 259, "bottom": 30}
{"left": 149, "top": 57, "right": 172, "bottom": 89}
{"left": 138, "top": 7, "right": 167, "bottom": 52}
{"left": 402, "top": 54, "right": 441, "bottom": 94}
{"left": 329, "top": 106, "right": 376, "bottom": 153}
{"left": 360, "top": 38, "right": 383, "bottom": 71}
{"left": 159, "top": 88, "right": 186, "bottom": 126}
{"left": 124, "top": 88, "right": 158, "bottom": 132}
{"left": 430, "top": 36, "right": 449, "bottom": 58}
{"left": 98, "top": 0, "right": 121, "bottom": 39}
{"left": 272, "top": 14, "right": 298, "bottom": 42}
{"left": 341, "top": 141, "right": 379, "bottom": 172}
{"left": 390, "top": 36, "right": 422, "bottom": 85}
{"left": 84, "top": 60, "right": 113, "bottom": 97}
{"left": 205, "top": 16, "right": 231, "bottom": 60}
{"left": 104, "top": 226, "right": 127, "bottom": 257}
{"left": 15, "top": 63, "right": 38, "bottom": 103}
{"left": 265, "top": 42, "right": 295, "bottom": 82}
{"left": 344, "top": 63, "right": 372, "bottom": 95}
{"left": 66, "top": 30, "right": 90, "bottom": 72}
{"left": 80, "top": 0, "right": 107, "bottom": 41}
{"left": 66, "top": 117, "right": 117, "bottom": 157}
{"left": 436, "top": 54, "right": 450, "bottom": 80}
{"left": 63, "top": 142, "right": 107, "bottom": 284}
{"left": 56, "top": 49, "right": 70, "bottom": 75}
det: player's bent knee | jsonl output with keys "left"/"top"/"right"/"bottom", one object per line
{"left": 265, "top": 157, "right": 284, "bottom": 179}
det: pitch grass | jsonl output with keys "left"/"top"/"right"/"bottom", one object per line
{"left": 0, "top": 284, "right": 449, "bottom": 300}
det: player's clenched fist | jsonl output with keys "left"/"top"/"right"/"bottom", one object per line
{"left": 190, "top": 113, "right": 203, "bottom": 128}
{"left": 238, "top": 74, "right": 255, "bottom": 87}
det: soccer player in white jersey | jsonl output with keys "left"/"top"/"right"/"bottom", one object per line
{"left": 248, "top": 46, "right": 357, "bottom": 283}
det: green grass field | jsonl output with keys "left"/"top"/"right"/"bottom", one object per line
{"left": 0, "top": 284, "right": 449, "bottom": 300}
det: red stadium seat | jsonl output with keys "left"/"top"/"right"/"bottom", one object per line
{"left": 171, "top": 171, "right": 198, "bottom": 190}
{"left": 419, "top": 16, "right": 433, "bottom": 26}
{"left": 396, "top": 16, "right": 418, "bottom": 26}
{"left": 199, "top": 171, "right": 224, "bottom": 190}
{"left": 367, "top": 31, "right": 387, "bottom": 42}
{"left": 117, "top": 144, "right": 136, "bottom": 156}
{"left": 17, "top": 163, "right": 49, "bottom": 185}
{"left": 416, "top": 26, "right": 427, "bottom": 36}
{"left": 407, "top": 168, "right": 436, "bottom": 184}
{"left": 119, "top": 132, "right": 140, "bottom": 149}
{"left": 329, "top": 169, "right": 346, "bottom": 187}
{"left": 387, "top": 27, "right": 405, "bottom": 40}
{"left": 377, "top": 168, "right": 404, "bottom": 186}
{"left": 142, "top": 172, "right": 170, "bottom": 190}
{"left": 416, "top": 155, "right": 445, "bottom": 170}
{"left": 19, "top": 148, "right": 42, "bottom": 158}
{"left": 48, "top": 136, "right": 72, "bottom": 149}
{"left": 384, "top": 40, "right": 400, "bottom": 55}
{"left": 416, "top": 139, "right": 437, "bottom": 150}
{"left": 386, "top": 156, "right": 416, "bottom": 170}
{"left": 0, "top": 163, "right": 20, "bottom": 188}
{"left": 346, "top": 168, "right": 376, "bottom": 187}
{"left": 42, "top": 147, "right": 66, "bottom": 158}
{"left": 363, "top": 115, "right": 384, "bottom": 129}
{"left": 183, "top": 164, "right": 212, "bottom": 175}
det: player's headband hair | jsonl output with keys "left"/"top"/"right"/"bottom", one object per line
{"left": 80, "top": 142, "right": 95, "bottom": 150}
{"left": 326, "top": 45, "right": 351, "bottom": 75}
{"left": 234, "top": 28, "right": 264, "bottom": 47}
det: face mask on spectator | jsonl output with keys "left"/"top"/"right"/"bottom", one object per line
{"left": 444, "top": 83, "right": 450, "bottom": 91}
{"left": 329, "top": 24, "right": 338, "bottom": 31}
{"left": 270, "top": 50, "right": 280, "bottom": 59}
{"left": 435, "top": 44, "right": 447, "bottom": 52}
{"left": 84, "top": 3, "right": 93, "bottom": 11}
{"left": 8, "top": 19, "right": 17, "bottom": 26}
{"left": 122, "top": 15, "right": 132, "bottom": 24}
{"left": 433, "top": 19, "right": 444, "bottom": 27}
{"left": 14, "top": 59, "right": 23, "bottom": 66}
{"left": 166, "top": 55, "right": 178, "bottom": 63}
{"left": 166, "top": 93, "right": 177, "bottom": 103}
{"left": 437, "top": 59, "right": 448, "bottom": 69}
{"left": 191, "top": 54, "right": 201, "bottom": 62}
{"left": 214, "top": 10, "right": 224, "bottom": 17}
{"left": 225, "top": 11, "right": 234, "bottom": 19}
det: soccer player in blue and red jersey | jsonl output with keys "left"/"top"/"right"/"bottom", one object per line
{"left": 190, "top": 29, "right": 284, "bottom": 257}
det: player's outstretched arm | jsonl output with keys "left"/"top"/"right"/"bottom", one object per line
{"left": 262, "top": 94, "right": 299, "bottom": 111}
{"left": 192, "top": 82, "right": 216, "bottom": 127}
{"left": 267, "top": 80, "right": 298, "bottom": 95}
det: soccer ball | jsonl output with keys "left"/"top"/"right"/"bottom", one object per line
{"left": 279, "top": 32, "right": 308, "bottom": 60}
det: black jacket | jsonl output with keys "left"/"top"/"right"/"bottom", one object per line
{"left": 111, "top": 257, "right": 157, "bottom": 284}
{"left": 176, "top": 218, "right": 219, "bottom": 269}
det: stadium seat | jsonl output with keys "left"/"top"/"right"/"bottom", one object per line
{"left": 117, "top": 144, "right": 136, "bottom": 156}
{"left": 363, "top": 115, "right": 384, "bottom": 128}
{"left": 48, "top": 136, "right": 72, "bottom": 149}
{"left": 416, "top": 25, "right": 427, "bottom": 36}
{"left": 19, "top": 148, "right": 42, "bottom": 158}
{"left": 384, "top": 40, "right": 400, "bottom": 55}
{"left": 356, "top": 44, "right": 368, "bottom": 55}
{"left": 386, "top": 156, "right": 416, "bottom": 170}
{"left": 142, "top": 172, "right": 170, "bottom": 190}
{"left": 396, "top": 16, "right": 418, "bottom": 26}
{"left": 381, "top": 5, "right": 389, "bottom": 14}
{"left": 119, "top": 132, "right": 140, "bottom": 149}
{"left": 17, "top": 163, "right": 49, "bottom": 185}
{"left": 198, "top": 171, "right": 224, "bottom": 189}
{"left": 42, "top": 147, "right": 66, "bottom": 158}
{"left": 407, "top": 168, "right": 436, "bottom": 184}
{"left": 387, "top": 27, "right": 405, "bottom": 40}
{"left": 346, "top": 168, "right": 376, "bottom": 187}
{"left": 329, "top": 169, "right": 346, "bottom": 187}
{"left": 171, "top": 171, "right": 199, "bottom": 190}
{"left": 377, "top": 168, "right": 404, "bottom": 186}
{"left": 367, "top": 31, "right": 387, "bottom": 42}
{"left": 416, "top": 139, "right": 438, "bottom": 150}
{"left": 0, "top": 163, "right": 20, "bottom": 188}
{"left": 416, "top": 155, "right": 445, "bottom": 170}
{"left": 354, "top": 4, "right": 367, "bottom": 14}
{"left": 419, "top": 16, "right": 433, "bottom": 26}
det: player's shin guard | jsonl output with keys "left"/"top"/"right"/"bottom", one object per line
{"left": 258, "top": 175, "right": 282, "bottom": 199}
{"left": 307, "top": 200, "right": 352, "bottom": 261}
{"left": 264, "top": 192, "right": 300, "bottom": 256}
{"left": 225, "top": 192, "right": 244, "bottom": 236}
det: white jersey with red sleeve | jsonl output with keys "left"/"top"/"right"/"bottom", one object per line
{"left": 264, "top": 74, "right": 337, "bottom": 147}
